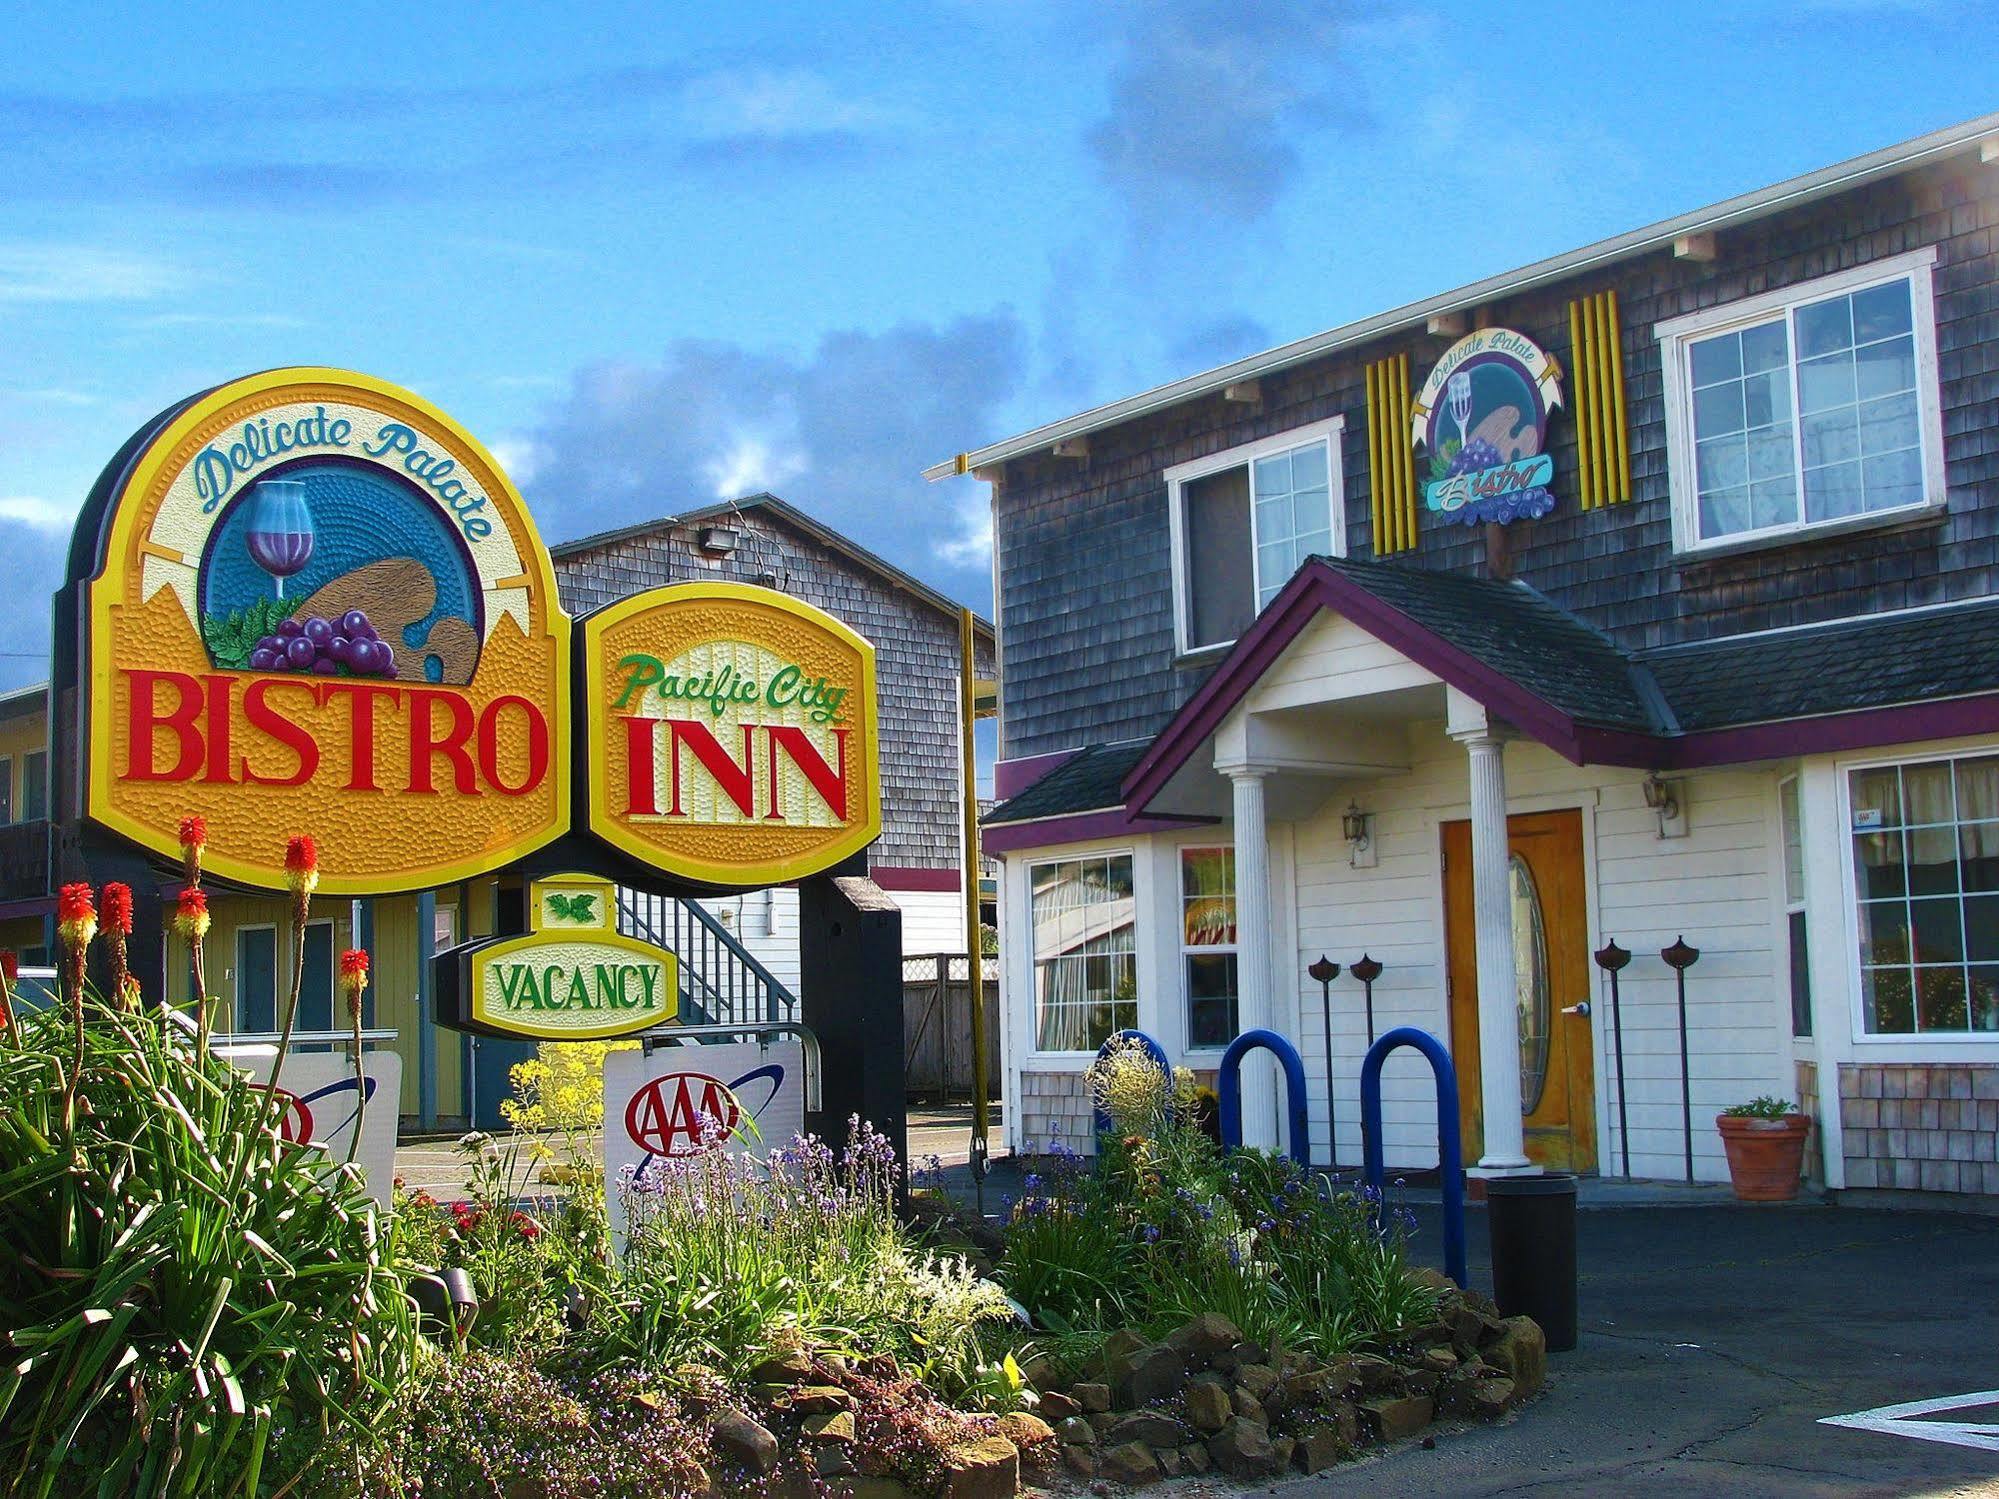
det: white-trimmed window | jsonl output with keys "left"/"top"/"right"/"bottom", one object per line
{"left": 1658, "top": 248, "right": 1943, "bottom": 553}
{"left": 1167, "top": 418, "right": 1346, "bottom": 654}
{"left": 1781, "top": 776, "right": 1811, "bottom": 1038}
{"left": 1847, "top": 752, "right": 1999, "bottom": 1037}
{"left": 1029, "top": 852, "right": 1137, "bottom": 1052}
{"left": 1180, "top": 846, "right": 1239, "bottom": 1049}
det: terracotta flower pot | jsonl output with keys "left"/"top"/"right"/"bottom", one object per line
{"left": 1715, "top": 1114, "right": 1810, "bottom": 1201}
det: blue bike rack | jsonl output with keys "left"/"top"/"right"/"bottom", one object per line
{"left": 1216, "top": 1028, "right": 1311, "bottom": 1166}
{"left": 1359, "top": 1026, "right": 1467, "bottom": 1289}
{"left": 1091, "top": 1029, "right": 1173, "bottom": 1141}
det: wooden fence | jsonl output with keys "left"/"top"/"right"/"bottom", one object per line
{"left": 902, "top": 953, "right": 1001, "bottom": 1100}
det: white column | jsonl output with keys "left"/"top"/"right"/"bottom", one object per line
{"left": 1230, "top": 768, "right": 1279, "bottom": 1150}
{"left": 1460, "top": 732, "right": 1533, "bottom": 1173}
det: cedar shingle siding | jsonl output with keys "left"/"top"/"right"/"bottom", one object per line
{"left": 994, "top": 159, "right": 1999, "bottom": 759}
{"left": 553, "top": 501, "right": 993, "bottom": 869}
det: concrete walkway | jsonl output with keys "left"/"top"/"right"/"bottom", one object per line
{"left": 1280, "top": 1198, "right": 1999, "bottom": 1497}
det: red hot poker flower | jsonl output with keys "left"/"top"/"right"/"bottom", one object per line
{"left": 338, "top": 949, "right": 370, "bottom": 990}
{"left": 172, "top": 886, "right": 210, "bottom": 940}
{"left": 57, "top": 884, "right": 97, "bottom": 950}
{"left": 284, "top": 835, "right": 319, "bottom": 898}
{"left": 101, "top": 882, "right": 134, "bottom": 937}
{"left": 178, "top": 816, "right": 206, "bottom": 853}
{"left": 1, "top": 951, "right": 18, "bottom": 983}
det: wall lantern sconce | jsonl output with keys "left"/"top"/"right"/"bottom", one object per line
{"left": 1643, "top": 773, "right": 1689, "bottom": 840}
{"left": 1343, "top": 800, "right": 1377, "bottom": 869}
{"left": 697, "top": 525, "right": 740, "bottom": 557}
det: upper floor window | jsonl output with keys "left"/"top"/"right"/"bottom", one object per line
{"left": 21, "top": 750, "right": 45, "bottom": 822}
{"left": 1657, "top": 248, "right": 1943, "bottom": 554}
{"left": 1167, "top": 418, "right": 1346, "bottom": 654}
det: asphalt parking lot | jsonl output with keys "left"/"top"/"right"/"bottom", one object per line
{"left": 1277, "top": 1199, "right": 1999, "bottom": 1497}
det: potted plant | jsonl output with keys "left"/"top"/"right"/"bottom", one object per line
{"left": 1716, "top": 1096, "right": 1810, "bottom": 1201}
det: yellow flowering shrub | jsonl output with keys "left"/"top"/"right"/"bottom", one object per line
{"left": 501, "top": 1039, "right": 638, "bottom": 1132}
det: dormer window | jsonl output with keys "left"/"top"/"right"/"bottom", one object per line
{"left": 1166, "top": 417, "right": 1346, "bottom": 655}
{"left": 1658, "top": 248, "right": 1944, "bottom": 554}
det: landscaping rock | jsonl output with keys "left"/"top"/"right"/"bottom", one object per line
{"left": 1105, "top": 1411, "right": 1185, "bottom": 1449}
{"left": 1421, "top": 1347, "right": 1461, "bottom": 1374}
{"left": 1350, "top": 1354, "right": 1406, "bottom": 1395}
{"left": 1292, "top": 1425, "right": 1346, "bottom": 1474}
{"left": 817, "top": 1446, "right": 855, "bottom": 1478}
{"left": 789, "top": 1385, "right": 852, "bottom": 1414}
{"left": 1233, "top": 1361, "right": 1280, "bottom": 1400}
{"left": 1472, "top": 1377, "right": 1518, "bottom": 1419}
{"left": 1039, "top": 1390, "right": 1081, "bottom": 1422}
{"left": 1098, "top": 1441, "right": 1162, "bottom": 1486}
{"left": 749, "top": 1350, "right": 815, "bottom": 1385}
{"left": 1116, "top": 1344, "right": 1186, "bottom": 1408}
{"left": 1486, "top": 1317, "right": 1547, "bottom": 1400}
{"left": 1232, "top": 1389, "right": 1267, "bottom": 1427}
{"left": 803, "top": 1410, "right": 856, "bottom": 1444}
{"left": 1073, "top": 1381, "right": 1112, "bottom": 1412}
{"left": 1178, "top": 1443, "right": 1211, "bottom": 1475}
{"left": 1167, "top": 1312, "right": 1244, "bottom": 1363}
{"left": 1362, "top": 1394, "right": 1435, "bottom": 1443}
{"left": 1155, "top": 1447, "right": 1184, "bottom": 1478}
{"left": 711, "top": 1411, "right": 779, "bottom": 1475}
{"left": 1271, "top": 1435, "right": 1296, "bottom": 1470}
{"left": 1184, "top": 1380, "right": 1233, "bottom": 1433}
{"left": 1100, "top": 1330, "right": 1147, "bottom": 1378}
{"left": 1062, "top": 1445, "right": 1096, "bottom": 1479}
{"left": 1407, "top": 1266, "right": 1458, "bottom": 1295}
{"left": 1207, "top": 1417, "right": 1281, "bottom": 1478}
{"left": 997, "top": 1411, "right": 1054, "bottom": 1450}
{"left": 939, "top": 1435, "right": 1020, "bottom": 1499}
{"left": 1087, "top": 1412, "right": 1117, "bottom": 1437}
{"left": 1056, "top": 1417, "right": 1096, "bottom": 1446}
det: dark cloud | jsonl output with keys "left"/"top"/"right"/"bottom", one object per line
{"left": 1169, "top": 315, "right": 1273, "bottom": 369}
{"left": 522, "top": 313, "right": 1028, "bottom": 608}
{"left": 1086, "top": 0, "right": 1361, "bottom": 227}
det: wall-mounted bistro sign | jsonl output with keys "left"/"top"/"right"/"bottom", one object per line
{"left": 583, "top": 582, "right": 881, "bottom": 888}
{"left": 433, "top": 873, "right": 680, "bottom": 1042}
{"left": 1411, "top": 329, "right": 1564, "bottom": 527}
{"left": 81, "top": 368, "right": 572, "bottom": 895}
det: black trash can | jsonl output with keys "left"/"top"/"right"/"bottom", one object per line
{"left": 1486, "top": 1171, "right": 1577, "bottom": 1352}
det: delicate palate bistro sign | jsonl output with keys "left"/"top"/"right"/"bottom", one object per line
{"left": 82, "top": 368, "right": 571, "bottom": 894}
{"left": 583, "top": 582, "right": 881, "bottom": 887}
{"left": 1411, "top": 328, "right": 1564, "bottom": 526}
{"left": 434, "top": 874, "right": 679, "bottom": 1042}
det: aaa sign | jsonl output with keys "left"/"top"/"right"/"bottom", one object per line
{"left": 584, "top": 582, "right": 881, "bottom": 886}
{"left": 80, "top": 368, "right": 571, "bottom": 894}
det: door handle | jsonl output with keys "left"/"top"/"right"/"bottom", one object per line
{"left": 1562, "top": 1000, "right": 1591, "bottom": 1018}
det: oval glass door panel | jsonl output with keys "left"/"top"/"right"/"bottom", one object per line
{"left": 1510, "top": 853, "right": 1552, "bottom": 1113}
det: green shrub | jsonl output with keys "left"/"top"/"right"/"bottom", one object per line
{"left": 1722, "top": 1096, "right": 1797, "bottom": 1120}
{"left": 0, "top": 996, "right": 416, "bottom": 1498}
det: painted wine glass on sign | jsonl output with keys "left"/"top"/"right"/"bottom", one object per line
{"left": 245, "top": 479, "right": 314, "bottom": 598}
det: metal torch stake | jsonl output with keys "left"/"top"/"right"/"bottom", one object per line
{"left": 1593, "top": 939, "right": 1633, "bottom": 1179}
{"left": 1661, "top": 936, "right": 1702, "bottom": 1184}
{"left": 1351, "top": 953, "right": 1383, "bottom": 1046}
{"left": 1308, "top": 956, "right": 1340, "bottom": 1170}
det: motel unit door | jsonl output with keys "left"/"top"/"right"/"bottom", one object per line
{"left": 1442, "top": 809, "right": 1598, "bottom": 1172}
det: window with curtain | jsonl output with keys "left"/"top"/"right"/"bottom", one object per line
{"left": 1659, "top": 252, "right": 1940, "bottom": 552}
{"left": 1782, "top": 777, "right": 1811, "bottom": 1037}
{"left": 1030, "top": 853, "right": 1137, "bottom": 1052}
{"left": 1181, "top": 847, "right": 1238, "bottom": 1049}
{"left": 1169, "top": 419, "right": 1345, "bottom": 653}
{"left": 1849, "top": 754, "right": 1999, "bottom": 1036}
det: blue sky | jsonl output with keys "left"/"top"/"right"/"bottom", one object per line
{"left": 2, "top": 0, "right": 1994, "bottom": 692}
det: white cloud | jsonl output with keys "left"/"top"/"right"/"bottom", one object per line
{"left": 487, "top": 437, "right": 547, "bottom": 487}
{"left": 680, "top": 66, "right": 892, "bottom": 139}
{"left": 702, "top": 432, "right": 806, "bottom": 500}
{"left": 130, "top": 310, "right": 306, "bottom": 331}
{"left": 0, "top": 495, "right": 76, "bottom": 532}
{"left": 0, "top": 244, "right": 181, "bottom": 302}
{"left": 935, "top": 490, "right": 993, "bottom": 570}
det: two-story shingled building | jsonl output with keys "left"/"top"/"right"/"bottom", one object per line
{"left": 938, "top": 113, "right": 1999, "bottom": 1203}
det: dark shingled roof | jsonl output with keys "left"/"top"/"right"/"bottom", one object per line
{"left": 985, "top": 740, "right": 1151, "bottom": 825}
{"left": 1315, "top": 558, "right": 1665, "bottom": 732}
{"left": 1639, "top": 599, "right": 1999, "bottom": 730}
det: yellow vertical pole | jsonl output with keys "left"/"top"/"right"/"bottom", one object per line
{"left": 1569, "top": 300, "right": 1593, "bottom": 510}
{"left": 1607, "top": 289, "right": 1632, "bottom": 503}
{"left": 1365, "top": 361, "right": 1382, "bottom": 552}
{"left": 959, "top": 608, "right": 989, "bottom": 1192}
{"left": 1592, "top": 294, "right": 1616, "bottom": 507}
{"left": 1392, "top": 354, "right": 1411, "bottom": 552}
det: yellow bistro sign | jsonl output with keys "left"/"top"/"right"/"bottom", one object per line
{"left": 82, "top": 368, "right": 572, "bottom": 894}
{"left": 583, "top": 582, "right": 881, "bottom": 886}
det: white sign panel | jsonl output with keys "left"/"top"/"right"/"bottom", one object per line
{"left": 603, "top": 1039, "right": 807, "bottom": 1248}
{"left": 216, "top": 1046, "right": 402, "bottom": 1207}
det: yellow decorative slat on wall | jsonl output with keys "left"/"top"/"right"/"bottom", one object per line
{"left": 1567, "top": 289, "right": 1632, "bottom": 508}
{"left": 1366, "top": 353, "right": 1419, "bottom": 554}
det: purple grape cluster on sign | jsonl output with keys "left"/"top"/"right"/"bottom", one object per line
{"left": 1446, "top": 436, "right": 1504, "bottom": 477}
{"left": 247, "top": 610, "right": 398, "bottom": 678}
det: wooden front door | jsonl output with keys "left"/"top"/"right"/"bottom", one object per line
{"left": 1442, "top": 809, "right": 1597, "bottom": 1172}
